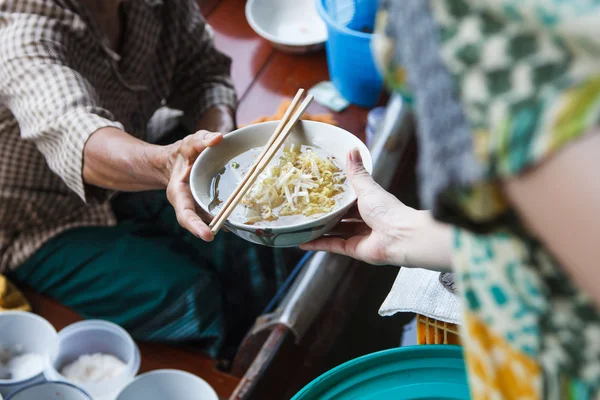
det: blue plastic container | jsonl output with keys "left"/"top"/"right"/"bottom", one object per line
{"left": 292, "top": 345, "right": 470, "bottom": 400}
{"left": 316, "top": 0, "right": 383, "bottom": 108}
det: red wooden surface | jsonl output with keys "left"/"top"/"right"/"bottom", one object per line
{"left": 199, "top": 0, "right": 220, "bottom": 16}
{"left": 206, "top": 0, "right": 374, "bottom": 135}
{"left": 208, "top": 0, "right": 274, "bottom": 99}
{"left": 236, "top": 51, "right": 372, "bottom": 139}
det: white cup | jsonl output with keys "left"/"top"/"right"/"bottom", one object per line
{"left": 0, "top": 312, "right": 58, "bottom": 397}
{"left": 45, "top": 320, "right": 140, "bottom": 400}
{"left": 116, "top": 370, "right": 218, "bottom": 400}
{"left": 6, "top": 382, "right": 91, "bottom": 400}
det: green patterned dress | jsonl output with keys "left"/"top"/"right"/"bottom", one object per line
{"left": 374, "top": 1, "right": 600, "bottom": 398}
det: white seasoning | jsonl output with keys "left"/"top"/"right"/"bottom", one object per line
{"left": 61, "top": 353, "right": 126, "bottom": 384}
{"left": 0, "top": 346, "right": 45, "bottom": 380}
{"left": 0, "top": 365, "right": 10, "bottom": 380}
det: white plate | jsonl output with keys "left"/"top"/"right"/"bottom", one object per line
{"left": 246, "top": 0, "right": 327, "bottom": 53}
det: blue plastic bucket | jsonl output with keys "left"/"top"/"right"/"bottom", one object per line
{"left": 292, "top": 345, "right": 470, "bottom": 399}
{"left": 316, "top": 0, "right": 383, "bottom": 108}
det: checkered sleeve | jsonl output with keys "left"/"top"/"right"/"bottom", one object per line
{"left": 0, "top": 11, "right": 124, "bottom": 203}
{"left": 167, "top": 0, "right": 237, "bottom": 131}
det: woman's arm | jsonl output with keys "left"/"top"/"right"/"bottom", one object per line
{"left": 503, "top": 132, "right": 600, "bottom": 306}
{"left": 301, "top": 149, "right": 453, "bottom": 270}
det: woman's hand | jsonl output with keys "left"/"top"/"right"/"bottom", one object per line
{"left": 163, "top": 130, "right": 223, "bottom": 242}
{"left": 300, "top": 148, "right": 453, "bottom": 270}
{"left": 300, "top": 148, "right": 415, "bottom": 265}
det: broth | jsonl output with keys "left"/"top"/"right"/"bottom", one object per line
{"left": 210, "top": 145, "right": 349, "bottom": 226}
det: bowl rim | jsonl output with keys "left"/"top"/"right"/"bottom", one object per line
{"left": 115, "top": 369, "right": 218, "bottom": 400}
{"left": 245, "top": 0, "right": 327, "bottom": 47}
{"left": 46, "top": 319, "right": 141, "bottom": 391}
{"left": 5, "top": 381, "right": 92, "bottom": 400}
{"left": 190, "top": 120, "right": 373, "bottom": 232}
{"left": 0, "top": 311, "right": 58, "bottom": 385}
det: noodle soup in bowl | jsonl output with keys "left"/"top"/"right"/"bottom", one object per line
{"left": 190, "top": 121, "right": 372, "bottom": 247}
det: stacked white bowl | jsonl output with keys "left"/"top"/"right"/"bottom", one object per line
{"left": 45, "top": 320, "right": 140, "bottom": 400}
{"left": 0, "top": 312, "right": 58, "bottom": 398}
{"left": 0, "top": 312, "right": 219, "bottom": 400}
{"left": 6, "top": 382, "right": 91, "bottom": 400}
{"left": 116, "top": 370, "right": 218, "bottom": 400}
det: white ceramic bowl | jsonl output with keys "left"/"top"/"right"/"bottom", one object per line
{"left": 0, "top": 312, "right": 58, "bottom": 398}
{"left": 190, "top": 120, "right": 372, "bottom": 247}
{"left": 45, "top": 320, "right": 140, "bottom": 400}
{"left": 115, "top": 370, "right": 218, "bottom": 400}
{"left": 6, "top": 382, "right": 91, "bottom": 400}
{"left": 246, "top": 0, "right": 327, "bottom": 53}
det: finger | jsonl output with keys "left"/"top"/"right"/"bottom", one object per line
{"left": 299, "top": 235, "right": 367, "bottom": 260}
{"left": 198, "top": 130, "right": 223, "bottom": 148}
{"left": 194, "top": 204, "right": 230, "bottom": 232}
{"left": 344, "top": 235, "right": 388, "bottom": 265}
{"left": 180, "top": 208, "right": 213, "bottom": 241}
{"left": 323, "top": 232, "right": 366, "bottom": 240}
{"left": 180, "top": 131, "right": 223, "bottom": 164}
{"left": 195, "top": 204, "right": 213, "bottom": 223}
{"left": 299, "top": 237, "right": 355, "bottom": 256}
{"left": 347, "top": 148, "right": 383, "bottom": 197}
{"left": 168, "top": 182, "right": 214, "bottom": 241}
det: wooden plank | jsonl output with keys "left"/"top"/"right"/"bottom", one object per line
{"left": 207, "top": 0, "right": 274, "bottom": 99}
{"left": 236, "top": 50, "right": 371, "bottom": 141}
{"left": 22, "top": 289, "right": 240, "bottom": 400}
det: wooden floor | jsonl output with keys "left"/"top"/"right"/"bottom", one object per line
{"left": 25, "top": 1, "right": 386, "bottom": 399}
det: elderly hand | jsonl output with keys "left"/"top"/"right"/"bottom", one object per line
{"left": 300, "top": 148, "right": 453, "bottom": 269}
{"left": 163, "top": 130, "right": 223, "bottom": 242}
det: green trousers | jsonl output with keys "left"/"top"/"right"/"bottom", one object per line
{"left": 12, "top": 190, "right": 294, "bottom": 358}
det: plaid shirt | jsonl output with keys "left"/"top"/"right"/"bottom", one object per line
{"left": 0, "top": 0, "right": 236, "bottom": 271}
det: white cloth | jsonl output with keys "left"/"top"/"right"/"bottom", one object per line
{"left": 379, "top": 268, "right": 462, "bottom": 325}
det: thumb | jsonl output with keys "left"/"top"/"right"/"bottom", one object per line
{"left": 182, "top": 131, "right": 223, "bottom": 164}
{"left": 347, "top": 148, "right": 380, "bottom": 197}
{"left": 199, "top": 130, "right": 223, "bottom": 149}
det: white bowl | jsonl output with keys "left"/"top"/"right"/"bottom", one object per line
{"left": 190, "top": 120, "right": 372, "bottom": 247}
{"left": 115, "top": 370, "right": 218, "bottom": 400}
{"left": 6, "top": 382, "right": 91, "bottom": 400}
{"left": 246, "top": 0, "right": 327, "bottom": 53}
{"left": 0, "top": 312, "right": 58, "bottom": 398}
{"left": 45, "top": 320, "right": 140, "bottom": 400}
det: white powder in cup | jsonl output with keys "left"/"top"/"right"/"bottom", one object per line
{"left": 0, "top": 346, "right": 45, "bottom": 380}
{"left": 61, "top": 353, "right": 126, "bottom": 384}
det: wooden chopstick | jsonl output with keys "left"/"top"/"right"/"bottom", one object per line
{"left": 209, "top": 89, "right": 305, "bottom": 233}
{"left": 210, "top": 93, "right": 315, "bottom": 235}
